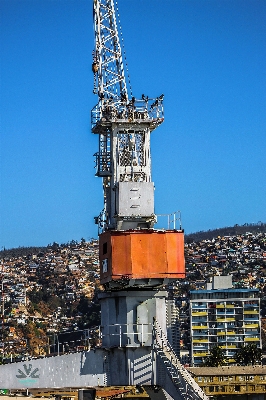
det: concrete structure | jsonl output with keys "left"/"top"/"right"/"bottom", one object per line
{"left": 190, "top": 276, "right": 261, "bottom": 366}
{"left": 0, "top": 325, "right": 208, "bottom": 400}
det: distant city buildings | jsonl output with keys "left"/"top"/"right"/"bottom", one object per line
{"left": 0, "top": 240, "right": 100, "bottom": 357}
{"left": 190, "top": 276, "right": 261, "bottom": 366}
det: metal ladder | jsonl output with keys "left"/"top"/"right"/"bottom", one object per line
{"left": 153, "top": 319, "right": 209, "bottom": 400}
{"left": 103, "top": 351, "right": 111, "bottom": 386}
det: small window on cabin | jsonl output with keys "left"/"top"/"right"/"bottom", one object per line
{"left": 103, "top": 242, "right": 107, "bottom": 255}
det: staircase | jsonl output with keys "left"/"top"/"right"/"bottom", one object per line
{"left": 153, "top": 320, "right": 209, "bottom": 400}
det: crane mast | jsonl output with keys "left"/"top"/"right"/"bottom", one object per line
{"left": 92, "top": 0, "right": 164, "bottom": 232}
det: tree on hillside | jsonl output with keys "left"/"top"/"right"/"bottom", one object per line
{"left": 204, "top": 346, "right": 226, "bottom": 367}
{"left": 235, "top": 343, "right": 262, "bottom": 366}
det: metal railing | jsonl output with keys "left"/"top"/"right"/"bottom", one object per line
{"left": 155, "top": 211, "right": 182, "bottom": 230}
{"left": 153, "top": 319, "right": 209, "bottom": 400}
{"left": 100, "top": 323, "right": 153, "bottom": 347}
{"left": 91, "top": 97, "right": 164, "bottom": 130}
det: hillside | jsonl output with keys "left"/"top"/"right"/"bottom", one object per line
{"left": 0, "top": 240, "right": 101, "bottom": 360}
{"left": 1, "top": 223, "right": 265, "bottom": 258}
{"left": 185, "top": 222, "right": 266, "bottom": 243}
{"left": 0, "top": 223, "right": 265, "bottom": 361}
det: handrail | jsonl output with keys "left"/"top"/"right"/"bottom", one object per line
{"left": 153, "top": 319, "right": 209, "bottom": 400}
{"left": 100, "top": 323, "right": 153, "bottom": 347}
{"left": 91, "top": 97, "right": 164, "bottom": 130}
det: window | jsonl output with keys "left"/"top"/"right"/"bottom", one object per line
{"left": 102, "top": 259, "right": 108, "bottom": 273}
{"left": 103, "top": 242, "right": 107, "bottom": 255}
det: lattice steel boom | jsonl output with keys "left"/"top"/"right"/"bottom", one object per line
{"left": 92, "top": 0, "right": 128, "bottom": 102}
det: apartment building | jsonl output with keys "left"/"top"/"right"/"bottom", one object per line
{"left": 190, "top": 276, "right": 261, "bottom": 366}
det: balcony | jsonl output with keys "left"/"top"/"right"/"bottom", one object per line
{"left": 244, "top": 337, "right": 260, "bottom": 342}
{"left": 192, "top": 304, "right": 207, "bottom": 309}
{"left": 227, "top": 351, "right": 237, "bottom": 357}
{"left": 192, "top": 311, "right": 208, "bottom": 316}
{"left": 217, "top": 317, "right": 235, "bottom": 322}
{"left": 244, "top": 303, "right": 259, "bottom": 308}
{"left": 244, "top": 317, "right": 259, "bottom": 322}
{"left": 244, "top": 323, "right": 259, "bottom": 328}
{"left": 193, "top": 339, "right": 208, "bottom": 343}
{"left": 193, "top": 345, "right": 208, "bottom": 350}
{"left": 244, "top": 311, "right": 259, "bottom": 314}
{"left": 192, "top": 325, "right": 208, "bottom": 330}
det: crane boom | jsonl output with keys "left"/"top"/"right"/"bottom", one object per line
{"left": 92, "top": 0, "right": 128, "bottom": 102}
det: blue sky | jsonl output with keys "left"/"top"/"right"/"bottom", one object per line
{"left": 1, "top": 0, "right": 265, "bottom": 249}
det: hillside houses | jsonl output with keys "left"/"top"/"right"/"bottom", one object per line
{"left": 0, "top": 231, "right": 266, "bottom": 360}
{"left": 0, "top": 240, "right": 100, "bottom": 358}
{"left": 184, "top": 232, "right": 266, "bottom": 292}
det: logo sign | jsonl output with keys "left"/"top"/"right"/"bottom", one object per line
{"left": 16, "top": 364, "right": 40, "bottom": 386}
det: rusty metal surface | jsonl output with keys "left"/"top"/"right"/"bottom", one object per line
{"left": 99, "top": 230, "right": 185, "bottom": 284}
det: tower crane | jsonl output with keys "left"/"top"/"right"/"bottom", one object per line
{"left": 0, "top": 3, "right": 207, "bottom": 399}
{"left": 91, "top": 0, "right": 164, "bottom": 233}
{"left": 91, "top": 0, "right": 184, "bottom": 290}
